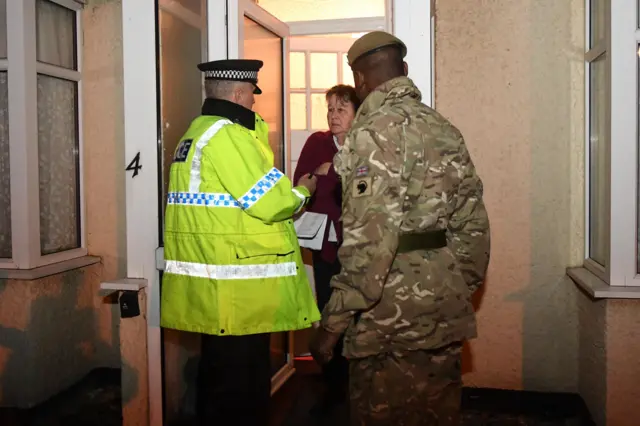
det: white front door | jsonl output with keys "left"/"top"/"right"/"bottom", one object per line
{"left": 155, "top": 1, "right": 208, "bottom": 423}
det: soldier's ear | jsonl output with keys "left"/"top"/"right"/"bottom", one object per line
{"left": 403, "top": 62, "right": 408, "bottom": 76}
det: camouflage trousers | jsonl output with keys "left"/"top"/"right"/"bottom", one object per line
{"left": 349, "top": 342, "right": 463, "bottom": 426}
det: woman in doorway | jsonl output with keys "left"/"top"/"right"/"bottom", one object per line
{"left": 293, "top": 84, "right": 360, "bottom": 415}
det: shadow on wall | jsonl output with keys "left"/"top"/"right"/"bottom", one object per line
{"left": 436, "top": 0, "right": 585, "bottom": 392}
{"left": 0, "top": 265, "right": 121, "bottom": 408}
{"left": 521, "top": 0, "right": 583, "bottom": 393}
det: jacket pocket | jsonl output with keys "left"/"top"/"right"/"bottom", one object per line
{"left": 233, "top": 236, "right": 295, "bottom": 260}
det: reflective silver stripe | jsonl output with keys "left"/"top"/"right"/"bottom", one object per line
{"left": 189, "top": 119, "right": 233, "bottom": 193}
{"left": 238, "top": 167, "right": 284, "bottom": 209}
{"left": 291, "top": 188, "right": 307, "bottom": 214}
{"left": 167, "top": 192, "right": 240, "bottom": 208}
{"left": 165, "top": 260, "right": 298, "bottom": 280}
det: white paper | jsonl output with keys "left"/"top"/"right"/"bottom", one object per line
{"left": 294, "top": 211, "right": 327, "bottom": 250}
{"left": 328, "top": 221, "right": 338, "bottom": 243}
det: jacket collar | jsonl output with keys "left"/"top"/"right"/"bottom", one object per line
{"left": 355, "top": 76, "right": 422, "bottom": 121}
{"left": 202, "top": 98, "right": 255, "bottom": 130}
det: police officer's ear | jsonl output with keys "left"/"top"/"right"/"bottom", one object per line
{"left": 232, "top": 83, "right": 253, "bottom": 108}
{"left": 231, "top": 85, "right": 242, "bottom": 104}
{"left": 403, "top": 61, "right": 408, "bottom": 77}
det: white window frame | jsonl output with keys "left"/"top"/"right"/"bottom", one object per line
{"left": 290, "top": 38, "right": 358, "bottom": 133}
{"left": 1, "top": 0, "right": 86, "bottom": 270}
{"left": 572, "top": 0, "right": 640, "bottom": 297}
{"left": 283, "top": 0, "right": 434, "bottom": 108}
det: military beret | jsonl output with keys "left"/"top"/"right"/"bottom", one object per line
{"left": 346, "top": 31, "right": 407, "bottom": 67}
{"left": 197, "top": 59, "right": 264, "bottom": 94}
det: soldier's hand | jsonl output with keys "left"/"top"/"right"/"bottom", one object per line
{"left": 297, "top": 173, "right": 318, "bottom": 196}
{"left": 309, "top": 327, "right": 341, "bottom": 365}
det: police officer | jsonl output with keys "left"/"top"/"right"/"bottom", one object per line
{"left": 160, "top": 59, "right": 321, "bottom": 426}
{"left": 310, "top": 32, "right": 491, "bottom": 425}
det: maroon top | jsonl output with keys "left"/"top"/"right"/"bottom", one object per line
{"left": 293, "top": 131, "right": 343, "bottom": 263}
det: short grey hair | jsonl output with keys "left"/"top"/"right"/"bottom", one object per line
{"left": 204, "top": 79, "right": 252, "bottom": 100}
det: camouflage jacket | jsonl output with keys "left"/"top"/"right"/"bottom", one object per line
{"left": 321, "top": 77, "right": 490, "bottom": 359}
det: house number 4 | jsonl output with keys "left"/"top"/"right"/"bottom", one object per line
{"left": 126, "top": 152, "right": 142, "bottom": 178}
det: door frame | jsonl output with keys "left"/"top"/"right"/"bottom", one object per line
{"left": 121, "top": 0, "right": 434, "bottom": 424}
{"left": 122, "top": 1, "right": 162, "bottom": 425}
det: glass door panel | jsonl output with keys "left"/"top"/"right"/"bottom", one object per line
{"left": 243, "top": 15, "right": 285, "bottom": 171}
{"left": 157, "top": 0, "right": 207, "bottom": 424}
{"left": 241, "top": 15, "right": 289, "bottom": 377}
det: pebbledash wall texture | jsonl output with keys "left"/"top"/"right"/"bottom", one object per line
{"left": 436, "top": 1, "right": 640, "bottom": 425}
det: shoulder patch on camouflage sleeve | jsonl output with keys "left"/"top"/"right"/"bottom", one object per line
{"left": 352, "top": 177, "right": 372, "bottom": 198}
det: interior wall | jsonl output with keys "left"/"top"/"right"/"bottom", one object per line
{"left": 434, "top": 0, "right": 584, "bottom": 392}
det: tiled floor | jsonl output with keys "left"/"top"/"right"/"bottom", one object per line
{"left": 0, "top": 364, "right": 595, "bottom": 426}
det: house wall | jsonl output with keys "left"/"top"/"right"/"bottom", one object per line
{"left": 0, "top": 0, "right": 124, "bottom": 408}
{"left": 435, "top": 1, "right": 640, "bottom": 425}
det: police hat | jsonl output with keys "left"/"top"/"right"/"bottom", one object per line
{"left": 198, "top": 59, "right": 264, "bottom": 94}
{"left": 346, "top": 31, "right": 407, "bottom": 67}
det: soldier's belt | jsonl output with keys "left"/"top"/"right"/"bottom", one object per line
{"left": 396, "top": 229, "right": 447, "bottom": 253}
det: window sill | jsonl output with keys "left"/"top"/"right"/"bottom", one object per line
{"left": 0, "top": 255, "right": 101, "bottom": 280}
{"left": 567, "top": 267, "right": 640, "bottom": 299}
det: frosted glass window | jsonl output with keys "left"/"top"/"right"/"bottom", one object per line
{"left": 290, "top": 52, "right": 306, "bottom": 89}
{"left": 0, "top": 0, "right": 6, "bottom": 59}
{"left": 0, "top": 71, "right": 9, "bottom": 258}
{"left": 258, "top": 0, "right": 385, "bottom": 22}
{"left": 310, "top": 53, "right": 337, "bottom": 89}
{"left": 290, "top": 93, "right": 307, "bottom": 130}
{"left": 342, "top": 53, "right": 354, "bottom": 86}
{"left": 37, "top": 74, "right": 80, "bottom": 255}
{"left": 176, "top": 0, "right": 203, "bottom": 14}
{"left": 311, "top": 93, "right": 328, "bottom": 130}
{"left": 36, "top": 0, "right": 77, "bottom": 70}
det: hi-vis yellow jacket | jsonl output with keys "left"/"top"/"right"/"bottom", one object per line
{"left": 160, "top": 98, "right": 320, "bottom": 336}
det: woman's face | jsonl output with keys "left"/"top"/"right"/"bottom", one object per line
{"left": 326, "top": 94, "right": 356, "bottom": 136}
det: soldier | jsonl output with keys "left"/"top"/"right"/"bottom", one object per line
{"left": 309, "top": 32, "right": 491, "bottom": 425}
{"left": 160, "top": 59, "right": 321, "bottom": 426}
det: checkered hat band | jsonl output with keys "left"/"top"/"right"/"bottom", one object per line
{"left": 204, "top": 70, "right": 258, "bottom": 80}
